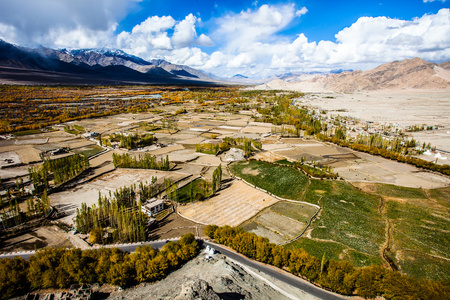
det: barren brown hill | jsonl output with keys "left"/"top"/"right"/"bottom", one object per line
{"left": 320, "top": 58, "right": 450, "bottom": 92}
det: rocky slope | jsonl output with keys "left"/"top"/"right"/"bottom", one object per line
{"left": 106, "top": 252, "right": 320, "bottom": 300}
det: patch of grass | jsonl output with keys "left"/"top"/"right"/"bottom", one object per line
{"left": 374, "top": 184, "right": 428, "bottom": 199}
{"left": 72, "top": 145, "right": 104, "bottom": 157}
{"left": 64, "top": 125, "right": 85, "bottom": 135}
{"left": 286, "top": 238, "right": 347, "bottom": 261}
{"left": 346, "top": 250, "right": 383, "bottom": 268}
{"left": 386, "top": 200, "right": 450, "bottom": 262}
{"left": 311, "top": 181, "right": 385, "bottom": 258}
{"left": 274, "top": 158, "right": 295, "bottom": 165}
{"left": 230, "top": 160, "right": 309, "bottom": 200}
{"left": 397, "top": 249, "right": 450, "bottom": 282}
{"left": 13, "top": 129, "right": 41, "bottom": 136}
{"left": 270, "top": 202, "right": 318, "bottom": 223}
{"left": 301, "top": 179, "right": 334, "bottom": 205}
{"left": 427, "top": 186, "right": 450, "bottom": 207}
{"left": 154, "top": 209, "right": 170, "bottom": 221}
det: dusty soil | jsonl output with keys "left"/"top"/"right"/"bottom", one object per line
{"left": 0, "top": 226, "right": 73, "bottom": 253}
{"left": 0, "top": 151, "right": 22, "bottom": 167}
{"left": 178, "top": 180, "right": 278, "bottom": 227}
{"left": 256, "top": 211, "right": 306, "bottom": 239}
{"left": 244, "top": 222, "right": 288, "bottom": 244}
{"left": 148, "top": 212, "right": 206, "bottom": 240}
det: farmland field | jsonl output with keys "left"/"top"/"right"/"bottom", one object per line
{"left": 241, "top": 201, "right": 319, "bottom": 244}
{"left": 229, "top": 160, "right": 309, "bottom": 200}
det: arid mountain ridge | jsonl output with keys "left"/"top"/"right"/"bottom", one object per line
{"left": 0, "top": 38, "right": 449, "bottom": 90}
{"left": 256, "top": 58, "right": 450, "bottom": 93}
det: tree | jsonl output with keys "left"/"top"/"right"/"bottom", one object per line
{"left": 212, "top": 164, "right": 222, "bottom": 192}
{"left": 89, "top": 228, "right": 103, "bottom": 244}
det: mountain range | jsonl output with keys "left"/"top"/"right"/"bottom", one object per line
{"left": 0, "top": 39, "right": 218, "bottom": 85}
{"left": 1, "top": 39, "right": 449, "bottom": 91}
{"left": 254, "top": 58, "right": 450, "bottom": 93}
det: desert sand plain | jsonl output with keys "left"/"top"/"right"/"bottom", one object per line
{"left": 301, "top": 90, "right": 450, "bottom": 151}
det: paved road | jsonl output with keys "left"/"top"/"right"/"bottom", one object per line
{"left": 1, "top": 239, "right": 347, "bottom": 300}
{"left": 0, "top": 239, "right": 172, "bottom": 260}
{"left": 203, "top": 241, "right": 347, "bottom": 300}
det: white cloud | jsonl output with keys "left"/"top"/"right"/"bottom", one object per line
{"left": 200, "top": 7, "right": 450, "bottom": 78}
{"left": 0, "top": 1, "right": 449, "bottom": 79}
{"left": 296, "top": 7, "right": 308, "bottom": 17}
{"left": 172, "top": 14, "right": 198, "bottom": 47}
{"left": 114, "top": 13, "right": 214, "bottom": 63}
{"left": 116, "top": 16, "right": 176, "bottom": 55}
{"left": 0, "top": 0, "right": 135, "bottom": 47}
{"left": 214, "top": 4, "right": 301, "bottom": 51}
{"left": 197, "top": 34, "right": 215, "bottom": 47}
{"left": 49, "top": 25, "right": 117, "bottom": 49}
{"left": 423, "top": 0, "right": 446, "bottom": 3}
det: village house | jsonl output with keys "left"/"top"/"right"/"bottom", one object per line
{"left": 141, "top": 198, "right": 165, "bottom": 217}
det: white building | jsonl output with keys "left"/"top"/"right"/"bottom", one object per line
{"left": 141, "top": 198, "right": 165, "bottom": 217}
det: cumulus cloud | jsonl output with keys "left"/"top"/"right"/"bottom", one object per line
{"left": 116, "top": 15, "right": 176, "bottom": 56}
{"left": 0, "top": 1, "right": 449, "bottom": 79}
{"left": 115, "top": 13, "right": 214, "bottom": 62}
{"left": 197, "top": 34, "right": 215, "bottom": 47}
{"left": 200, "top": 7, "right": 450, "bottom": 77}
{"left": 214, "top": 4, "right": 302, "bottom": 51}
{"left": 172, "top": 14, "right": 198, "bottom": 47}
{"left": 0, "top": 0, "right": 135, "bottom": 47}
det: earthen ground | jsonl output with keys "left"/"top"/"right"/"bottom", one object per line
{"left": 177, "top": 180, "right": 278, "bottom": 227}
{"left": 148, "top": 213, "right": 206, "bottom": 240}
{"left": 50, "top": 169, "right": 190, "bottom": 225}
{"left": 0, "top": 226, "right": 73, "bottom": 253}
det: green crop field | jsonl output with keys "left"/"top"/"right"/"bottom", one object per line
{"left": 230, "top": 160, "right": 309, "bottom": 200}
{"left": 384, "top": 190, "right": 450, "bottom": 281}
{"left": 230, "top": 158, "right": 449, "bottom": 281}
{"left": 13, "top": 129, "right": 42, "bottom": 136}
{"left": 72, "top": 145, "right": 104, "bottom": 157}
{"left": 310, "top": 180, "right": 385, "bottom": 258}
{"left": 270, "top": 202, "right": 318, "bottom": 224}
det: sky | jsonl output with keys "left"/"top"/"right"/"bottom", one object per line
{"left": 0, "top": 0, "right": 449, "bottom": 78}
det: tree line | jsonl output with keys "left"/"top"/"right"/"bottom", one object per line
{"left": 205, "top": 225, "right": 450, "bottom": 300}
{"left": 317, "top": 134, "right": 450, "bottom": 176}
{"left": 28, "top": 154, "right": 90, "bottom": 191}
{"left": 75, "top": 185, "right": 148, "bottom": 243}
{"left": 0, "top": 233, "right": 199, "bottom": 299}
{"left": 108, "top": 133, "right": 156, "bottom": 150}
{"left": 112, "top": 153, "right": 170, "bottom": 170}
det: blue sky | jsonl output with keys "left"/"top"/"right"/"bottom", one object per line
{"left": 0, "top": 0, "right": 449, "bottom": 77}
{"left": 118, "top": 0, "right": 448, "bottom": 43}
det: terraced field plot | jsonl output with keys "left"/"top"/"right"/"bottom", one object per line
{"left": 355, "top": 183, "right": 450, "bottom": 281}
{"left": 302, "top": 180, "right": 386, "bottom": 267}
{"left": 242, "top": 201, "right": 319, "bottom": 244}
{"left": 177, "top": 180, "right": 278, "bottom": 227}
{"left": 230, "top": 160, "right": 309, "bottom": 200}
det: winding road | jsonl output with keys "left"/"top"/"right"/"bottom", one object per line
{"left": 0, "top": 239, "right": 347, "bottom": 300}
